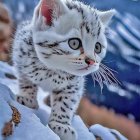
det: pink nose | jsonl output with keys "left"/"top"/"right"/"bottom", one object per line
{"left": 85, "top": 58, "right": 95, "bottom": 65}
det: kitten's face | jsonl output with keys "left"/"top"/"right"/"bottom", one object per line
{"left": 32, "top": 0, "right": 115, "bottom": 76}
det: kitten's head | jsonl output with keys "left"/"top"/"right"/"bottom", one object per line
{"left": 31, "top": 0, "right": 115, "bottom": 76}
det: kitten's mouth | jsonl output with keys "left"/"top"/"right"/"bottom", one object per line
{"left": 77, "top": 66, "right": 90, "bottom": 70}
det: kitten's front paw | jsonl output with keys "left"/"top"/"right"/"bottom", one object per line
{"left": 16, "top": 95, "right": 39, "bottom": 109}
{"left": 48, "top": 121, "right": 77, "bottom": 140}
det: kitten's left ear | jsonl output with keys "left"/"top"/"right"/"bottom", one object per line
{"left": 32, "top": 0, "right": 68, "bottom": 30}
{"left": 98, "top": 9, "right": 116, "bottom": 26}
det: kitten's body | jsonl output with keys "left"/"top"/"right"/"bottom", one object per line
{"left": 13, "top": 19, "right": 84, "bottom": 140}
{"left": 12, "top": 0, "right": 115, "bottom": 139}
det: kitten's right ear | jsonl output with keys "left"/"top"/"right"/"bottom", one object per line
{"left": 98, "top": 9, "right": 116, "bottom": 26}
{"left": 32, "top": 0, "right": 68, "bottom": 29}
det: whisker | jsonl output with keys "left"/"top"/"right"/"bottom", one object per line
{"left": 99, "top": 68, "right": 112, "bottom": 85}
{"left": 100, "top": 67, "right": 121, "bottom": 86}
{"left": 96, "top": 72, "right": 103, "bottom": 90}
{"left": 105, "top": 69, "right": 121, "bottom": 85}
{"left": 92, "top": 72, "right": 102, "bottom": 89}
{"left": 100, "top": 63, "right": 118, "bottom": 73}
{"left": 91, "top": 63, "right": 121, "bottom": 91}
{"left": 98, "top": 70, "right": 108, "bottom": 85}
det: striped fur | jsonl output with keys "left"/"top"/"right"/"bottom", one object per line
{"left": 12, "top": 0, "right": 115, "bottom": 140}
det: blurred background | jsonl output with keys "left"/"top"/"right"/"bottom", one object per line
{"left": 0, "top": 0, "right": 140, "bottom": 139}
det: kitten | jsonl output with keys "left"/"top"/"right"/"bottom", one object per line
{"left": 12, "top": 0, "right": 115, "bottom": 139}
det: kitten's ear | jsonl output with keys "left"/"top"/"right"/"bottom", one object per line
{"left": 32, "top": 0, "right": 68, "bottom": 27}
{"left": 41, "top": 0, "right": 68, "bottom": 25}
{"left": 98, "top": 9, "right": 116, "bottom": 26}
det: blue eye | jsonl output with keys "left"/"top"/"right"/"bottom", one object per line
{"left": 68, "top": 38, "right": 82, "bottom": 50}
{"left": 95, "top": 42, "right": 102, "bottom": 54}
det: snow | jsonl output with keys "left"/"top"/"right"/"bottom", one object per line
{"left": 0, "top": 84, "right": 60, "bottom": 140}
{"left": 0, "top": 83, "right": 96, "bottom": 140}
{"left": 89, "top": 125, "right": 127, "bottom": 140}
{"left": 0, "top": 61, "right": 128, "bottom": 140}
{"left": 72, "top": 116, "right": 95, "bottom": 140}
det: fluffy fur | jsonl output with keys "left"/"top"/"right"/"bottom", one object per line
{"left": 12, "top": 0, "right": 115, "bottom": 139}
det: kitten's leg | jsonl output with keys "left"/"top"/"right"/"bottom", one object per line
{"left": 16, "top": 75, "right": 38, "bottom": 109}
{"left": 48, "top": 88, "right": 82, "bottom": 140}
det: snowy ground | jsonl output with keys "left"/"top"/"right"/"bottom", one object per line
{"left": 0, "top": 61, "right": 128, "bottom": 140}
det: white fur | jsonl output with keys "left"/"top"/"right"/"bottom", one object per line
{"left": 12, "top": 0, "right": 115, "bottom": 140}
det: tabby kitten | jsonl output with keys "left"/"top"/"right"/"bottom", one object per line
{"left": 12, "top": 0, "right": 115, "bottom": 139}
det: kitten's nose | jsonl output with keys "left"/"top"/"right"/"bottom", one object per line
{"left": 85, "top": 58, "right": 95, "bottom": 65}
